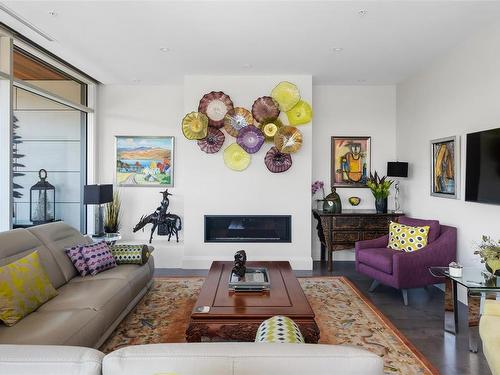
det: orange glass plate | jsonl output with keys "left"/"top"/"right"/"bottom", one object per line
{"left": 274, "top": 125, "right": 303, "bottom": 153}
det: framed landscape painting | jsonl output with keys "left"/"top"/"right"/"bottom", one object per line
{"left": 331, "top": 136, "right": 371, "bottom": 188}
{"left": 430, "top": 136, "right": 459, "bottom": 199}
{"left": 115, "top": 136, "right": 174, "bottom": 187}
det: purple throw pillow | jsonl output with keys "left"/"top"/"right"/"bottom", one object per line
{"left": 80, "top": 242, "right": 117, "bottom": 276}
{"left": 65, "top": 245, "right": 90, "bottom": 277}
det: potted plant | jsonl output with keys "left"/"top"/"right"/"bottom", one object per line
{"left": 104, "top": 190, "right": 121, "bottom": 234}
{"left": 367, "top": 172, "right": 393, "bottom": 214}
{"left": 474, "top": 235, "right": 500, "bottom": 276}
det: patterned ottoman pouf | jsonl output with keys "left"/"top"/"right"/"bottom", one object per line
{"left": 255, "top": 315, "right": 305, "bottom": 343}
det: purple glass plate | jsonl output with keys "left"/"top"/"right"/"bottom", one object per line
{"left": 198, "top": 91, "right": 234, "bottom": 129}
{"left": 252, "top": 96, "right": 280, "bottom": 124}
{"left": 197, "top": 127, "right": 225, "bottom": 154}
{"left": 265, "top": 146, "right": 293, "bottom": 173}
{"left": 237, "top": 125, "right": 265, "bottom": 154}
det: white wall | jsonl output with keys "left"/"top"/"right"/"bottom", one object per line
{"left": 182, "top": 75, "right": 312, "bottom": 269}
{"left": 97, "top": 79, "right": 401, "bottom": 268}
{"left": 396, "top": 22, "right": 500, "bottom": 267}
{"left": 312, "top": 86, "right": 397, "bottom": 260}
{"left": 98, "top": 77, "right": 313, "bottom": 269}
{"left": 97, "top": 84, "right": 186, "bottom": 267}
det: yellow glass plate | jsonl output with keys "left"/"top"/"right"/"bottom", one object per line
{"left": 182, "top": 112, "right": 208, "bottom": 140}
{"left": 271, "top": 81, "right": 300, "bottom": 112}
{"left": 224, "top": 143, "right": 251, "bottom": 171}
{"left": 258, "top": 119, "right": 283, "bottom": 142}
{"left": 274, "top": 126, "right": 303, "bottom": 153}
{"left": 286, "top": 100, "right": 313, "bottom": 126}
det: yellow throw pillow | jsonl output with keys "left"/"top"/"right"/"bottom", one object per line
{"left": 0, "top": 251, "right": 58, "bottom": 326}
{"left": 388, "top": 221, "right": 430, "bottom": 252}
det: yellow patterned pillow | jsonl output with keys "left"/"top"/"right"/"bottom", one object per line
{"left": 388, "top": 221, "right": 430, "bottom": 252}
{"left": 0, "top": 251, "right": 58, "bottom": 326}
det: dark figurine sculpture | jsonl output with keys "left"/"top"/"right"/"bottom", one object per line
{"left": 232, "top": 250, "right": 247, "bottom": 278}
{"left": 133, "top": 189, "right": 182, "bottom": 244}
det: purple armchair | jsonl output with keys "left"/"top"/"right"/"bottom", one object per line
{"left": 355, "top": 216, "right": 457, "bottom": 305}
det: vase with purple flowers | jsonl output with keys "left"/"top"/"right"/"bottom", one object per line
{"left": 311, "top": 180, "right": 325, "bottom": 211}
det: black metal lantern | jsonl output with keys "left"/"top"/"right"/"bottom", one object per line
{"left": 30, "top": 169, "right": 55, "bottom": 225}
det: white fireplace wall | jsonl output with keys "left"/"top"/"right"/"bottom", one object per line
{"left": 182, "top": 75, "right": 313, "bottom": 269}
{"left": 97, "top": 81, "right": 395, "bottom": 268}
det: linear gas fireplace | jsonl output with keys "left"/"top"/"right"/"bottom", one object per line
{"left": 204, "top": 215, "right": 291, "bottom": 243}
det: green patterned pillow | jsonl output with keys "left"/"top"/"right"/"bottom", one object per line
{"left": 109, "top": 244, "right": 150, "bottom": 265}
{"left": 255, "top": 315, "right": 305, "bottom": 343}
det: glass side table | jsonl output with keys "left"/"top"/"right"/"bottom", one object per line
{"left": 92, "top": 233, "right": 122, "bottom": 245}
{"left": 429, "top": 266, "right": 500, "bottom": 353}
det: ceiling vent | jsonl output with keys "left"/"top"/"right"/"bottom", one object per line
{"left": 0, "top": 3, "right": 55, "bottom": 41}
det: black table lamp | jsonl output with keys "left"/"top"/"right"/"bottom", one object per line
{"left": 387, "top": 162, "right": 409, "bottom": 214}
{"left": 84, "top": 184, "right": 113, "bottom": 237}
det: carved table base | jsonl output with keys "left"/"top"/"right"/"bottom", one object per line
{"left": 186, "top": 320, "right": 320, "bottom": 343}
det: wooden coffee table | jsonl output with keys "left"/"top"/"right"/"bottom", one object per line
{"left": 185, "top": 261, "right": 320, "bottom": 343}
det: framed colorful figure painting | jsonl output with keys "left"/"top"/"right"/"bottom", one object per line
{"left": 331, "top": 136, "right": 371, "bottom": 188}
{"left": 430, "top": 136, "right": 459, "bottom": 199}
{"left": 115, "top": 136, "right": 174, "bottom": 187}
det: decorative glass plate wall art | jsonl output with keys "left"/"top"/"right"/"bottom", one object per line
{"left": 286, "top": 100, "right": 313, "bottom": 126}
{"left": 224, "top": 143, "right": 251, "bottom": 171}
{"left": 198, "top": 91, "right": 234, "bottom": 129}
{"left": 251, "top": 96, "right": 280, "bottom": 124}
{"left": 264, "top": 146, "right": 292, "bottom": 173}
{"left": 259, "top": 119, "right": 283, "bottom": 142}
{"left": 237, "top": 125, "right": 265, "bottom": 154}
{"left": 197, "top": 127, "right": 225, "bottom": 154}
{"left": 182, "top": 82, "right": 310, "bottom": 173}
{"left": 271, "top": 81, "right": 300, "bottom": 112}
{"left": 224, "top": 107, "right": 253, "bottom": 137}
{"left": 182, "top": 112, "right": 208, "bottom": 140}
{"left": 274, "top": 125, "right": 303, "bottom": 153}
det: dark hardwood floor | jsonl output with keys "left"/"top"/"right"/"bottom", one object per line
{"left": 155, "top": 261, "right": 491, "bottom": 375}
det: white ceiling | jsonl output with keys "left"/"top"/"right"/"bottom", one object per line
{"left": 1, "top": 1, "right": 500, "bottom": 85}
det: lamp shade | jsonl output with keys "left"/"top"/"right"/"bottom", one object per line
{"left": 387, "top": 162, "right": 409, "bottom": 178}
{"left": 84, "top": 184, "right": 113, "bottom": 205}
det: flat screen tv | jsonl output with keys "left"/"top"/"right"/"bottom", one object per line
{"left": 465, "top": 127, "right": 500, "bottom": 205}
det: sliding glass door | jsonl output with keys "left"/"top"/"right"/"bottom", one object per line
{"left": 12, "top": 88, "right": 87, "bottom": 230}
{"left": 0, "top": 28, "right": 96, "bottom": 233}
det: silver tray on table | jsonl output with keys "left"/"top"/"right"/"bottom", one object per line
{"left": 228, "top": 267, "right": 270, "bottom": 292}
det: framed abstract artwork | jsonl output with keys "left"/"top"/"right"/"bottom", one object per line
{"left": 430, "top": 136, "right": 459, "bottom": 199}
{"left": 115, "top": 136, "right": 174, "bottom": 187}
{"left": 331, "top": 136, "right": 371, "bottom": 188}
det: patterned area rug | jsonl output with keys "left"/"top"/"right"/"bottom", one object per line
{"left": 101, "top": 277, "right": 438, "bottom": 375}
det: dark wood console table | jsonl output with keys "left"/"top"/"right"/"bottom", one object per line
{"left": 312, "top": 209, "right": 404, "bottom": 271}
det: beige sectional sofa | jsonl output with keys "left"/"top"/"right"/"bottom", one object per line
{"left": 0, "top": 222, "right": 154, "bottom": 348}
{"left": 0, "top": 222, "right": 385, "bottom": 374}
{"left": 0, "top": 343, "right": 385, "bottom": 375}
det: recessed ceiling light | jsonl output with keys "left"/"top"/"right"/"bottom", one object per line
{"left": 48, "top": 10, "right": 57, "bottom": 16}
{"left": 331, "top": 47, "right": 344, "bottom": 52}
{"left": 358, "top": 9, "right": 368, "bottom": 16}
{"left": 159, "top": 47, "right": 171, "bottom": 52}
{"left": 242, "top": 63, "right": 253, "bottom": 69}
{"left": 132, "top": 79, "right": 141, "bottom": 83}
